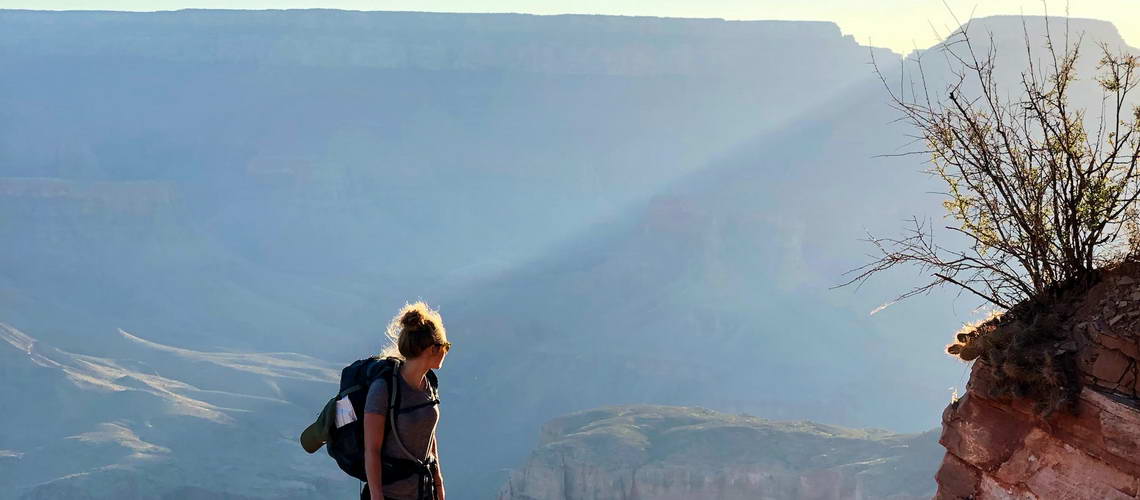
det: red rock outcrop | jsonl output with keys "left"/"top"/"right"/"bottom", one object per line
{"left": 935, "top": 271, "right": 1140, "bottom": 499}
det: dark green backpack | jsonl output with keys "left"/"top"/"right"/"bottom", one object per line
{"left": 303, "top": 356, "right": 439, "bottom": 483}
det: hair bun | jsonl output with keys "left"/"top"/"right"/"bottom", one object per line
{"left": 401, "top": 309, "right": 437, "bottom": 333}
{"left": 400, "top": 309, "right": 425, "bottom": 328}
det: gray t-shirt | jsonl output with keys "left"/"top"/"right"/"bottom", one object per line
{"left": 364, "top": 370, "right": 440, "bottom": 500}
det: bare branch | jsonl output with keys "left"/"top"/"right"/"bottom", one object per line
{"left": 838, "top": 11, "right": 1140, "bottom": 313}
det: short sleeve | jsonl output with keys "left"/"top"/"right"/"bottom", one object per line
{"left": 363, "top": 378, "right": 389, "bottom": 415}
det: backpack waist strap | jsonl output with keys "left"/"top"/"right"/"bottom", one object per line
{"left": 380, "top": 456, "right": 438, "bottom": 499}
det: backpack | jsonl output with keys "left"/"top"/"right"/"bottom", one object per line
{"left": 303, "top": 356, "right": 440, "bottom": 483}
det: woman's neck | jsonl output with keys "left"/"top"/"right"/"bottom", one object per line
{"left": 400, "top": 357, "right": 431, "bottom": 390}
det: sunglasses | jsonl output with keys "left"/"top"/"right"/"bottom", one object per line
{"left": 435, "top": 341, "right": 452, "bottom": 352}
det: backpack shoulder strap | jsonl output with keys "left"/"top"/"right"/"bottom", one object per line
{"left": 387, "top": 358, "right": 402, "bottom": 412}
{"left": 386, "top": 358, "right": 423, "bottom": 462}
{"left": 426, "top": 370, "right": 439, "bottom": 394}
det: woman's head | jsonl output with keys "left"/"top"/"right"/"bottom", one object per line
{"left": 383, "top": 302, "right": 449, "bottom": 368}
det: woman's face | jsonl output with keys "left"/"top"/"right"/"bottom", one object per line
{"left": 428, "top": 340, "right": 450, "bottom": 369}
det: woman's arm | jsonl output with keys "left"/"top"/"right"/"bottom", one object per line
{"left": 363, "top": 412, "right": 386, "bottom": 500}
{"left": 431, "top": 437, "right": 444, "bottom": 500}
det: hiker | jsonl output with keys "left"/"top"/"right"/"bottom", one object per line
{"left": 361, "top": 302, "right": 450, "bottom": 500}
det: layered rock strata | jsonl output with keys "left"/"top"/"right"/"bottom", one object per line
{"left": 1074, "top": 275, "right": 1140, "bottom": 398}
{"left": 936, "top": 363, "right": 1140, "bottom": 498}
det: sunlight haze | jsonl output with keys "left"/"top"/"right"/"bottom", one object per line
{"left": 5, "top": 2, "right": 1140, "bottom": 498}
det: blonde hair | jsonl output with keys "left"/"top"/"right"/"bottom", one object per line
{"left": 380, "top": 302, "right": 447, "bottom": 360}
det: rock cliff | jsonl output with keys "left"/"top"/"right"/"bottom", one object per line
{"left": 936, "top": 268, "right": 1140, "bottom": 498}
{"left": 0, "top": 10, "right": 891, "bottom": 77}
{"left": 499, "top": 405, "right": 939, "bottom": 500}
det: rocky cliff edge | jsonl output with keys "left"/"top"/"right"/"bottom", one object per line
{"left": 936, "top": 265, "right": 1140, "bottom": 498}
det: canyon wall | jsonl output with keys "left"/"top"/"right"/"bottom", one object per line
{"left": 500, "top": 405, "right": 939, "bottom": 500}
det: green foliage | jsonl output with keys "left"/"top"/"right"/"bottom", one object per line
{"left": 844, "top": 23, "right": 1140, "bottom": 311}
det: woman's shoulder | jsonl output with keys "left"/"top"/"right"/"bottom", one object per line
{"left": 363, "top": 377, "right": 391, "bottom": 414}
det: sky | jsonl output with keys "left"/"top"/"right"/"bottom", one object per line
{"left": 0, "top": 0, "right": 1136, "bottom": 55}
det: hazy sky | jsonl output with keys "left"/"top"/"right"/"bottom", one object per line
{"left": 0, "top": 0, "right": 1135, "bottom": 55}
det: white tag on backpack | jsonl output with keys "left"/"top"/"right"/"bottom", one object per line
{"left": 335, "top": 397, "right": 357, "bottom": 428}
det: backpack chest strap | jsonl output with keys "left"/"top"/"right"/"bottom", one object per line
{"left": 395, "top": 399, "right": 440, "bottom": 414}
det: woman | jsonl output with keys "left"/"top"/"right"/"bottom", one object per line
{"left": 362, "top": 302, "right": 450, "bottom": 500}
